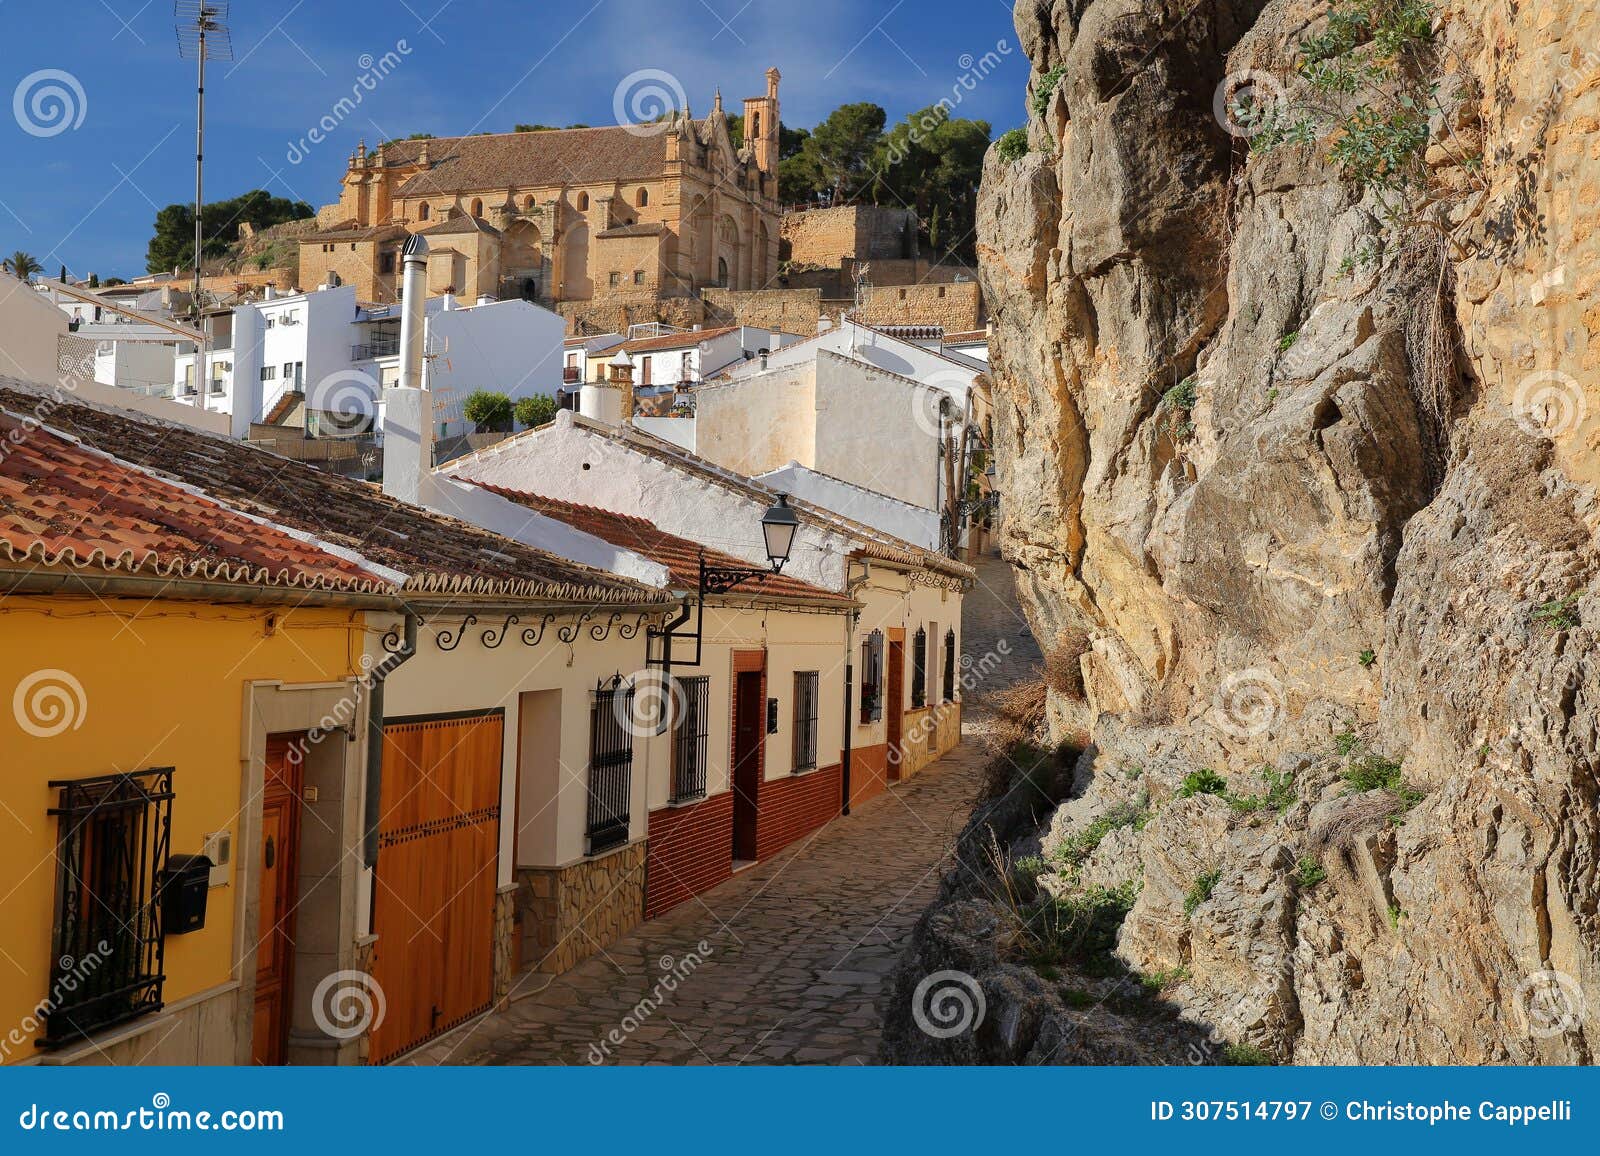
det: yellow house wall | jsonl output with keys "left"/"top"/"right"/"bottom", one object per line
{"left": 0, "top": 596, "right": 360, "bottom": 1062}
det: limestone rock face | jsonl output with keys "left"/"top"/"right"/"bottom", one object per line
{"left": 977, "top": 0, "right": 1600, "bottom": 1062}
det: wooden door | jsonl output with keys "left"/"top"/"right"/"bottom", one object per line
{"left": 252, "top": 735, "right": 304, "bottom": 1065}
{"left": 731, "top": 672, "right": 763, "bottom": 863}
{"left": 886, "top": 640, "right": 906, "bottom": 779}
{"left": 367, "top": 711, "right": 502, "bottom": 1064}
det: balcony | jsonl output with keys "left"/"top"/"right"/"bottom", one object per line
{"left": 352, "top": 332, "right": 400, "bottom": 360}
{"left": 562, "top": 366, "right": 581, "bottom": 385}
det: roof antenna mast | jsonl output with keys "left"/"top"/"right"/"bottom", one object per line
{"left": 175, "top": 0, "right": 232, "bottom": 389}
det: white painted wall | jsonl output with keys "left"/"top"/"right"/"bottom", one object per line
{"left": 441, "top": 411, "right": 858, "bottom": 593}
{"left": 424, "top": 298, "right": 566, "bottom": 408}
{"left": 730, "top": 319, "right": 979, "bottom": 411}
{"left": 757, "top": 462, "right": 941, "bottom": 550}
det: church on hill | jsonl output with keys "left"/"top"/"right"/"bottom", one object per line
{"left": 298, "top": 69, "right": 783, "bottom": 331}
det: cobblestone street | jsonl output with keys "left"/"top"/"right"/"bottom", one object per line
{"left": 416, "top": 554, "right": 1040, "bottom": 1066}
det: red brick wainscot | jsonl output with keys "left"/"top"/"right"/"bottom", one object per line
{"left": 645, "top": 792, "right": 734, "bottom": 919}
{"left": 754, "top": 762, "right": 843, "bottom": 863}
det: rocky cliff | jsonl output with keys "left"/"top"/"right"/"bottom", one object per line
{"left": 924, "top": 0, "right": 1598, "bottom": 1063}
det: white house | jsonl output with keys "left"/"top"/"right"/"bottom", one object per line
{"left": 755, "top": 461, "right": 943, "bottom": 551}
{"left": 172, "top": 284, "right": 567, "bottom": 440}
{"left": 439, "top": 410, "right": 974, "bottom": 806}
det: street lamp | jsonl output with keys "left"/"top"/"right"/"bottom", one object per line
{"left": 649, "top": 494, "right": 801, "bottom": 671}
{"left": 761, "top": 494, "right": 799, "bottom": 574}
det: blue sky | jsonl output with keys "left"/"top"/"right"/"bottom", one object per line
{"left": 2, "top": 0, "right": 1027, "bottom": 281}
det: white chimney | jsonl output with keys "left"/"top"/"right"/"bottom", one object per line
{"left": 264, "top": 286, "right": 276, "bottom": 300}
{"left": 382, "top": 235, "right": 433, "bottom": 504}
{"left": 441, "top": 293, "right": 456, "bottom": 311}
{"left": 770, "top": 328, "right": 783, "bottom": 351}
{"left": 476, "top": 294, "right": 495, "bottom": 306}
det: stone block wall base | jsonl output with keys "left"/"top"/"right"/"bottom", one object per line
{"left": 518, "top": 842, "right": 647, "bottom": 975}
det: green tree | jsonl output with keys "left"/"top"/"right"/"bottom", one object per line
{"left": 463, "top": 390, "right": 514, "bottom": 432}
{"left": 3, "top": 251, "right": 42, "bottom": 281}
{"left": 145, "top": 190, "right": 314, "bottom": 274}
{"left": 802, "top": 103, "right": 887, "bottom": 203}
{"left": 875, "top": 106, "right": 991, "bottom": 260}
{"left": 513, "top": 394, "right": 558, "bottom": 428}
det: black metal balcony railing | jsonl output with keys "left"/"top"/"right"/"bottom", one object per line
{"left": 352, "top": 332, "right": 401, "bottom": 361}
{"left": 562, "top": 366, "right": 581, "bottom": 385}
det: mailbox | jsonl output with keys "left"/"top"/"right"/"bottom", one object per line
{"left": 161, "top": 854, "right": 214, "bottom": 935}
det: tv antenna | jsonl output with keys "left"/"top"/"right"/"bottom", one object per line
{"left": 175, "top": 3, "right": 231, "bottom": 322}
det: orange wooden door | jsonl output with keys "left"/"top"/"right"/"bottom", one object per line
{"left": 367, "top": 711, "right": 503, "bottom": 1064}
{"left": 253, "top": 736, "right": 304, "bottom": 1065}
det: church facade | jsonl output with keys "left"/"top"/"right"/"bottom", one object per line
{"left": 299, "top": 70, "right": 783, "bottom": 331}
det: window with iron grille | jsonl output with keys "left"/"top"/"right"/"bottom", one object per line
{"left": 911, "top": 627, "right": 928, "bottom": 709}
{"left": 793, "top": 672, "right": 820, "bottom": 773}
{"left": 42, "top": 769, "right": 174, "bottom": 1048}
{"left": 671, "top": 676, "right": 711, "bottom": 803}
{"left": 587, "top": 679, "right": 636, "bottom": 853}
{"left": 943, "top": 629, "right": 958, "bottom": 703}
{"left": 859, "top": 630, "right": 884, "bottom": 724}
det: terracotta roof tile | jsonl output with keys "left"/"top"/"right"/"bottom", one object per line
{"left": 473, "top": 486, "right": 852, "bottom": 606}
{"left": 0, "top": 379, "right": 671, "bottom": 605}
{"left": 0, "top": 412, "right": 389, "bottom": 594}
{"left": 595, "top": 221, "right": 666, "bottom": 239}
{"left": 387, "top": 128, "right": 669, "bottom": 196}
{"left": 414, "top": 215, "right": 500, "bottom": 237}
{"left": 623, "top": 325, "right": 741, "bottom": 354}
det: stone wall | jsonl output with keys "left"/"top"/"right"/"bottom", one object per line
{"left": 703, "top": 287, "right": 822, "bottom": 334}
{"left": 893, "top": 701, "right": 963, "bottom": 779}
{"left": 781, "top": 205, "right": 918, "bottom": 266}
{"left": 517, "top": 842, "right": 647, "bottom": 975}
{"left": 558, "top": 295, "right": 706, "bottom": 336}
{"left": 857, "top": 281, "right": 983, "bottom": 331}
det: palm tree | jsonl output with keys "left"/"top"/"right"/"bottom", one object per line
{"left": 3, "top": 251, "right": 43, "bottom": 281}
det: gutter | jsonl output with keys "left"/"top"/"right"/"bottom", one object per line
{"left": 363, "top": 609, "right": 419, "bottom": 870}
{"left": 0, "top": 568, "right": 401, "bottom": 610}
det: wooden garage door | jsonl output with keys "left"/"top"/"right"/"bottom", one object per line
{"left": 367, "top": 710, "right": 503, "bottom": 1063}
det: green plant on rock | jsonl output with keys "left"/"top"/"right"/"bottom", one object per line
{"left": 1244, "top": 0, "right": 1484, "bottom": 257}
{"left": 1532, "top": 593, "right": 1581, "bottom": 632}
{"left": 1139, "top": 966, "right": 1190, "bottom": 992}
{"left": 996, "top": 127, "right": 1029, "bottom": 163}
{"left": 1185, "top": 868, "right": 1222, "bottom": 916}
{"left": 1031, "top": 65, "right": 1067, "bottom": 118}
{"left": 1227, "top": 767, "right": 1297, "bottom": 815}
{"left": 1222, "top": 1042, "right": 1275, "bottom": 1066}
{"left": 1178, "top": 768, "right": 1228, "bottom": 799}
{"left": 1277, "top": 331, "right": 1299, "bottom": 353}
{"left": 1387, "top": 903, "right": 1405, "bottom": 929}
{"left": 1358, "top": 648, "right": 1378, "bottom": 668}
{"left": 1163, "top": 375, "right": 1198, "bottom": 411}
{"left": 1333, "top": 727, "right": 1361, "bottom": 756}
{"left": 1295, "top": 855, "right": 1328, "bottom": 888}
{"left": 1054, "top": 799, "right": 1151, "bottom": 867}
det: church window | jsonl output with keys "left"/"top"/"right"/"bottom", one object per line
{"left": 419, "top": 202, "right": 430, "bottom": 221}
{"left": 636, "top": 188, "right": 649, "bottom": 208}
{"left": 577, "top": 192, "right": 590, "bottom": 211}
{"left": 470, "top": 198, "right": 484, "bottom": 217}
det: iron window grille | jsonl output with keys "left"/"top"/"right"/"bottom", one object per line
{"left": 587, "top": 678, "right": 636, "bottom": 853}
{"left": 793, "top": 672, "right": 820, "bottom": 773}
{"left": 671, "top": 676, "right": 712, "bottom": 803}
{"left": 943, "top": 629, "right": 958, "bottom": 703}
{"left": 911, "top": 627, "right": 928, "bottom": 709}
{"left": 42, "top": 768, "right": 174, "bottom": 1049}
{"left": 859, "top": 630, "right": 884, "bottom": 724}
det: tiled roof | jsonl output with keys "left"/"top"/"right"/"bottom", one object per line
{"left": 387, "top": 128, "right": 669, "bottom": 196}
{"left": 471, "top": 486, "right": 852, "bottom": 606}
{"left": 415, "top": 215, "right": 500, "bottom": 237}
{"left": 944, "top": 330, "right": 988, "bottom": 343}
{"left": 623, "top": 326, "right": 741, "bottom": 354}
{"left": 0, "top": 378, "right": 671, "bottom": 606}
{"left": 447, "top": 413, "right": 974, "bottom": 582}
{"left": 0, "top": 412, "right": 391, "bottom": 595}
{"left": 307, "top": 222, "right": 410, "bottom": 243}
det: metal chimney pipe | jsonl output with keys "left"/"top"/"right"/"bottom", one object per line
{"left": 398, "top": 235, "right": 429, "bottom": 391}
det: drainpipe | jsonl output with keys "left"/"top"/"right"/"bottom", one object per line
{"left": 842, "top": 617, "right": 854, "bottom": 817}
{"left": 363, "top": 610, "right": 419, "bottom": 868}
